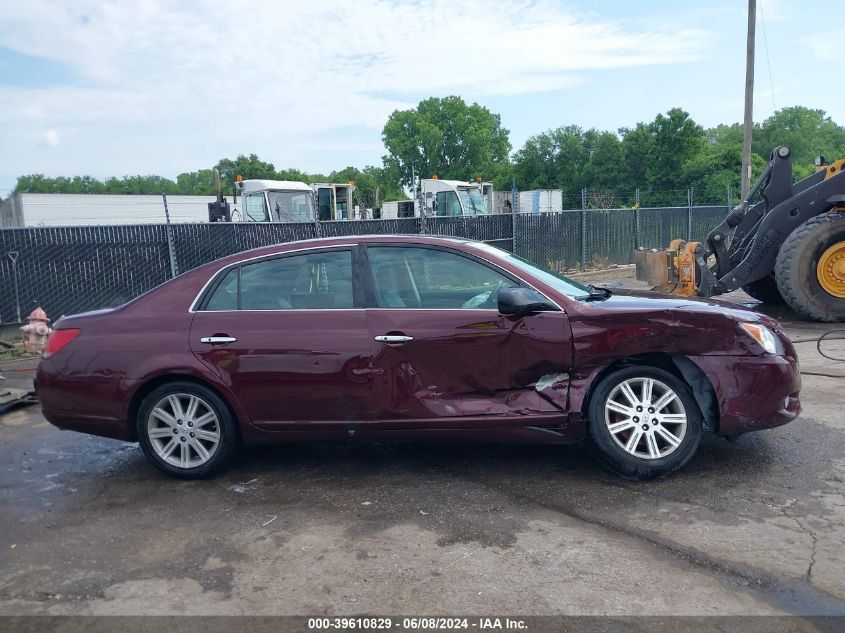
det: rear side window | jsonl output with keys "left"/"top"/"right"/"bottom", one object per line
{"left": 202, "top": 250, "right": 354, "bottom": 310}
{"left": 204, "top": 268, "right": 238, "bottom": 310}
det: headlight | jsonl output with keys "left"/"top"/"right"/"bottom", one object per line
{"left": 738, "top": 322, "right": 781, "bottom": 354}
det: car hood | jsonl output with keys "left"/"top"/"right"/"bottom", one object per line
{"left": 586, "top": 288, "right": 769, "bottom": 323}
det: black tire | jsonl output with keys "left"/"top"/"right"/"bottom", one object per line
{"left": 742, "top": 275, "right": 785, "bottom": 304}
{"left": 586, "top": 366, "right": 702, "bottom": 479}
{"left": 775, "top": 213, "right": 845, "bottom": 322}
{"left": 137, "top": 381, "right": 238, "bottom": 479}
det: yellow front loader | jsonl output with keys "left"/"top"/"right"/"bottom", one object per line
{"left": 635, "top": 146, "right": 845, "bottom": 322}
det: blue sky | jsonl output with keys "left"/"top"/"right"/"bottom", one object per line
{"left": 1, "top": 0, "right": 843, "bottom": 196}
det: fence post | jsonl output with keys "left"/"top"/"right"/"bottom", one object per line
{"left": 162, "top": 193, "right": 179, "bottom": 278}
{"left": 510, "top": 177, "right": 517, "bottom": 254}
{"left": 687, "top": 188, "right": 693, "bottom": 242}
{"left": 580, "top": 187, "right": 587, "bottom": 269}
{"left": 8, "top": 251, "right": 21, "bottom": 322}
{"left": 417, "top": 178, "right": 428, "bottom": 235}
{"left": 634, "top": 188, "right": 640, "bottom": 251}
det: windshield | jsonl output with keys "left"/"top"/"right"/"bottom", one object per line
{"left": 472, "top": 242, "right": 593, "bottom": 300}
{"left": 268, "top": 191, "right": 315, "bottom": 222}
{"left": 457, "top": 189, "right": 488, "bottom": 215}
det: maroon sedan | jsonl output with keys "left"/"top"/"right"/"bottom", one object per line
{"left": 36, "top": 235, "right": 801, "bottom": 479}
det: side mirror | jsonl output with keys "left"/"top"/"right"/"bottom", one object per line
{"left": 498, "top": 287, "right": 557, "bottom": 317}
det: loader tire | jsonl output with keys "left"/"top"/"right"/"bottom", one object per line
{"left": 775, "top": 213, "right": 845, "bottom": 322}
{"left": 742, "top": 275, "right": 784, "bottom": 304}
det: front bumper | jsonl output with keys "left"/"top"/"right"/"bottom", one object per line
{"left": 690, "top": 353, "right": 801, "bottom": 436}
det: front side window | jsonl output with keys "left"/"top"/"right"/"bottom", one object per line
{"left": 435, "top": 191, "right": 462, "bottom": 217}
{"left": 268, "top": 191, "right": 314, "bottom": 222}
{"left": 368, "top": 246, "right": 517, "bottom": 309}
{"left": 472, "top": 242, "right": 592, "bottom": 300}
{"left": 202, "top": 249, "right": 354, "bottom": 310}
{"left": 244, "top": 194, "right": 269, "bottom": 222}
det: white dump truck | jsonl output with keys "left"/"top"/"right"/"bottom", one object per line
{"left": 231, "top": 180, "right": 356, "bottom": 222}
{"left": 421, "top": 179, "right": 492, "bottom": 216}
{"left": 231, "top": 179, "right": 316, "bottom": 222}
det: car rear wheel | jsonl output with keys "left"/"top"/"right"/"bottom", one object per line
{"left": 587, "top": 366, "right": 701, "bottom": 479}
{"left": 137, "top": 381, "right": 237, "bottom": 479}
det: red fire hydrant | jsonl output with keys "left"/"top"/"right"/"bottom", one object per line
{"left": 20, "top": 307, "right": 52, "bottom": 352}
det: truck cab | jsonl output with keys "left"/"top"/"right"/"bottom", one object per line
{"left": 312, "top": 183, "right": 356, "bottom": 220}
{"left": 421, "top": 179, "right": 490, "bottom": 217}
{"left": 232, "top": 180, "right": 316, "bottom": 223}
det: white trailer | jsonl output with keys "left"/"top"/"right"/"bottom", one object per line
{"left": 518, "top": 189, "right": 563, "bottom": 214}
{"left": 379, "top": 200, "right": 416, "bottom": 219}
{"left": 232, "top": 179, "right": 316, "bottom": 222}
{"left": 0, "top": 193, "right": 222, "bottom": 227}
{"left": 420, "top": 179, "right": 491, "bottom": 217}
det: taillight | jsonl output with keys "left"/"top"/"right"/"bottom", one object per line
{"left": 43, "top": 329, "right": 82, "bottom": 359}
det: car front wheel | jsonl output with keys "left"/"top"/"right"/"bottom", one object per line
{"left": 587, "top": 366, "right": 701, "bottom": 479}
{"left": 137, "top": 381, "right": 238, "bottom": 479}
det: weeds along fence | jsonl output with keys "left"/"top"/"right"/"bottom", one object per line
{"left": 0, "top": 206, "right": 728, "bottom": 324}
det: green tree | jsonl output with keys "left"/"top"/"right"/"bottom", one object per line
{"left": 513, "top": 126, "right": 623, "bottom": 199}
{"left": 754, "top": 106, "right": 845, "bottom": 171}
{"left": 648, "top": 108, "right": 705, "bottom": 198}
{"left": 215, "top": 153, "right": 277, "bottom": 185}
{"left": 326, "top": 165, "right": 405, "bottom": 209}
{"left": 176, "top": 169, "right": 216, "bottom": 195}
{"left": 95, "top": 175, "right": 178, "bottom": 194}
{"left": 277, "top": 167, "right": 322, "bottom": 183}
{"left": 382, "top": 96, "right": 511, "bottom": 188}
{"left": 617, "top": 108, "right": 705, "bottom": 205}
{"left": 14, "top": 174, "right": 105, "bottom": 194}
{"left": 582, "top": 130, "right": 624, "bottom": 191}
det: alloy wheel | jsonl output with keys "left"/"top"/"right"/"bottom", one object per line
{"left": 604, "top": 377, "right": 687, "bottom": 460}
{"left": 146, "top": 393, "right": 221, "bottom": 469}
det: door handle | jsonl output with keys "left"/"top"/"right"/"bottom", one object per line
{"left": 200, "top": 336, "right": 238, "bottom": 345}
{"left": 374, "top": 335, "right": 414, "bottom": 343}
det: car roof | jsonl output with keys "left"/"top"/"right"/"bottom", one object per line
{"left": 188, "top": 234, "right": 482, "bottom": 274}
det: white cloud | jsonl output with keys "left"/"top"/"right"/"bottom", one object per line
{"left": 0, "top": 0, "right": 713, "bottom": 185}
{"left": 800, "top": 31, "right": 845, "bottom": 61}
{"left": 41, "top": 129, "right": 60, "bottom": 146}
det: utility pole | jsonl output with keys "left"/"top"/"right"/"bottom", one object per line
{"left": 741, "top": 0, "right": 756, "bottom": 199}
{"left": 374, "top": 186, "right": 379, "bottom": 220}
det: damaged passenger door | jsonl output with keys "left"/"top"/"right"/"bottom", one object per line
{"left": 364, "top": 245, "right": 574, "bottom": 429}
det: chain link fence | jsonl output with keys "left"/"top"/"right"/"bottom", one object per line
{"left": 0, "top": 206, "right": 729, "bottom": 324}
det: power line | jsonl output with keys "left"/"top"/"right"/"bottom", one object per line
{"left": 758, "top": 0, "right": 777, "bottom": 112}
